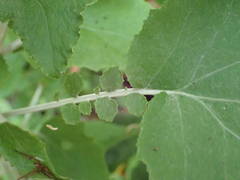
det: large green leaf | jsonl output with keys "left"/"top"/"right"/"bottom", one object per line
{"left": 126, "top": 0, "right": 240, "bottom": 179}
{"left": 0, "top": 0, "right": 94, "bottom": 77}
{"left": 70, "top": 0, "right": 150, "bottom": 71}
{"left": 0, "top": 123, "right": 65, "bottom": 179}
{"left": 40, "top": 118, "right": 109, "bottom": 180}
{"left": 140, "top": 93, "right": 240, "bottom": 180}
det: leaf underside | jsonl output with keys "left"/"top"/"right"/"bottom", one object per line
{"left": 126, "top": 0, "right": 240, "bottom": 179}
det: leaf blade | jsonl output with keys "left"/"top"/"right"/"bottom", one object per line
{"left": 0, "top": 122, "right": 65, "bottom": 179}
{"left": 41, "top": 118, "right": 109, "bottom": 180}
{"left": 127, "top": 0, "right": 240, "bottom": 179}
{"left": 0, "top": 0, "right": 92, "bottom": 77}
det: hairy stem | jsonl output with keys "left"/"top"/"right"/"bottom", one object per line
{"left": 2, "top": 88, "right": 161, "bottom": 117}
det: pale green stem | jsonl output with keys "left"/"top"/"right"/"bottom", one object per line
{"left": 2, "top": 88, "right": 239, "bottom": 118}
{"left": 2, "top": 88, "right": 161, "bottom": 117}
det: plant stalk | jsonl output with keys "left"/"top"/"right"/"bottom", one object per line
{"left": 2, "top": 88, "right": 161, "bottom": 117}
{"left": 2, "top": 88, "right": 239, "bottom": 118}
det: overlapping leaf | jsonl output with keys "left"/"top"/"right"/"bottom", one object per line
{"left": 78, "top": 101, "right": 92, "bottom": 115}
{"left": 95, "top": 97, "right": 118, "bottom": 122}
{"left": 0, "top": 0, "right": 95, "bottom": 77}
{"left": 70, "top": 0, "right": 150, "bottom": 71}
{"left": 40, "top": 118, "right": 109, "bottom": 180}
{"left": 0, "top": 123, "right": 65, "bottom": 179}
{"left": 127, "top": 0, "right": 240, "bottom": 179}
{"left": 118, "top": 94, "right": 147, "bottom": 117}
{"left": 61, "top": 104, "right": 81, "bottom": 125}
{"left": 100, "top": 67, "right": 123, "bottom": 91}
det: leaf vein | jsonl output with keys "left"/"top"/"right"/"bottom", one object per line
{"left": 173, "top": 95, "right": 187, "bottom": 180}
{"left": 181, "top": 61, "right": 240, "bottom": 90}
{"left": 193, "top": 98, "right": 240, "bottom": 141}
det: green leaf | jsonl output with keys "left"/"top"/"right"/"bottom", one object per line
{"left": 70, "top": 0, "right": 151, "bottom": 71}
{"left": 127, "top": 0, "right": 240, "bottom": 179}
{"left": 0, "top": 123, "right": 65, "bottom": 179}
{"left": 118, "top": 94, "right": 147, "bottom": 117}
{"left": 78, "top": 101, "right": 92, "bottom": 115}
{"left": 0, "top": 0, "right": 93, "bottom": 77}
{"left": 0, "top": 56, "right": 10, "bottom": 88}
{"left": 0, "top": 41, "right": 32, "bottom": 98}
{"left": 125, "top": 158, "right": 149, "bottom": 180}
{"left": 95, "top": 98, "right": 118, "bottom": 122}
{"left": 100, "top": 67, "right": 123, "bottom": 91}
{"left": 78, "top": 68, "right": 100, "bottom": 94}
{"left": 40, "top": 118, "right": 109, "bottom": 180}
{"left": 84, "top": 121, "right": 127, "bottom": 149}
{"left": 60, "top": 104, "right": 80, "bottom": 125}
{"left": 156, "top": 0, "right": 168, "bottom": 5}
{"left": 106, "top": 136, "right": 138, "bottom": 172}
{"left": 139, "top": 93, "right": 240, "bottom": 179}
{"left": 64, "top": 73, "right": 83, "bottom": 96}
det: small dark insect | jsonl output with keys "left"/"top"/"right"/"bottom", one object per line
{"left": 15, "top": 150, "right": 60, "bottom": 180}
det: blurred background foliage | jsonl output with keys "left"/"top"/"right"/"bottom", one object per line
{"left": 0, "top": 0, "right": 162, "bottom": 179}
